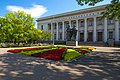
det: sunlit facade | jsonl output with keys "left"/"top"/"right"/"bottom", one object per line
{"left": 36, "top": 5, "right": 120, "bottom": 43}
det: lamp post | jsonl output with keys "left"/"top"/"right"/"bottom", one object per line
{"left": 52, "top": 32, "right": 54, "bottom": 45}
{"left": 52, "top": 16, "right": 55, "bottom": 45}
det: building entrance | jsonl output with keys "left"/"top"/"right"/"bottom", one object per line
{"left": 97, "top": 32, "right": 103, "bottom": 41}
{"left": 88, "top": 32, "right": 93, "bottom": 41}
{"left": 80, "top": 33, "right": 84, "bottom": 42}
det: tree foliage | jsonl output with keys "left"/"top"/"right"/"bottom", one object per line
{"left": 0, "top": 11, "right": 51, "bottom": 44}
{"left": 76, "top": 0, "right": 120, "bottom": 20}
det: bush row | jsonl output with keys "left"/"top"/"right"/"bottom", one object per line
{"left": 0, "top": 43, "right": 49, "bottom": 48}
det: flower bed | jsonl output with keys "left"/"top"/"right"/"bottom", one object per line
{"left": 7, "top": 48, "right": 41, "bottom": 53}
{"left": 33, "top": 48, "right": 66, "bottom": 61}
{"left": 7, "top": 46, "right": 95, "bottom": 61}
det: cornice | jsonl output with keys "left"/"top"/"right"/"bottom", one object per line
{"left": 36, "top": 4, "right": 107, "bottom": 22}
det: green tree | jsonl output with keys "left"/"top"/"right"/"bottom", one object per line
{"left": 76, "top": 0, "right": 120, "bottom": 20}
{"left": 5, "top": 11, "right": 35, "bottom": 43}
{"left": 0, "top": 17, "right": 13, "bottom": 42}
{"left": 0, "top": 11, "right": 51, "bottom": 46}
{"left": 40, "top": 31, "right": 51, "bottom": 40}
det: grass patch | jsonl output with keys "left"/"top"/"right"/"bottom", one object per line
{"left": 64, "top": 49, "right": 82, "bottom": 61}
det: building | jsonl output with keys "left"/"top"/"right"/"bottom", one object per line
{"left": 36, "top": 5, "right": 120, "bottom": 44}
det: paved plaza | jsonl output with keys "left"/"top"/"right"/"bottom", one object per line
{"left": 0, "top": 46, "right": 120, "bottom": 80}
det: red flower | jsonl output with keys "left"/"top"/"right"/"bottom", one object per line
{"left": 80, "top": 50, "right": 87, "bottom": 54}
{"left": 7, "top": 49, "right": 22, "bottom": 53}
{"left": 32, "top": 48, "right": 66, "bottom": 61}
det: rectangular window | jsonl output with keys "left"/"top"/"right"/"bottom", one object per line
{"left": 109, "top": 31, "right": 113, "bottom": 39}
{"left": 54, "top": 33, "right": 56, "bottom": 40}
{"left": 41, "top": 25, "right": 43, "bottom": 30}
{"left": 88, "top": 20, "right": 93, "bottom": 26}
{"left": 48, "top": 26, "right": 51, "bottom": 30}
{"left": 73, "top": 22, "right": 76, "bottom": 28}
{"left": 66, "top": 23, "right": 70, "bottom": 29}
{"left": 108, "top": 18, "right": 114, "bottom": 24}
{"left": 54, "top": 26, "right": 56, "bottom": 29}
{"left": 97, "top": 18, "right": 103, "bottom": 25}
{"left": 59, "top": 32, "right": 62, "bottom": 40}
{"left": 80, "top": 21, "right": 84, "bottom": 27}
{"left": 59, "top": 24, "right": 62, "bottom": 29}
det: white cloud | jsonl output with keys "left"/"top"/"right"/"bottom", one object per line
{"left": 6, "top": 4, "right": 47, "bottom": 18}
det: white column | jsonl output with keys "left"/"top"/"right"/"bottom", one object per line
{"left": 51, "top": 23, "right": 53, "bottom": 40}
{"left": 104, "top": 17, "right": 108, "bottom": 42}
{"left": 76, "top": 19, "right": 79, "bottom": 46}
{"left": 93, "top": 17, "right": 97, "bottom": 42}
{"left": 69, "top": 20, "right": 72, "bottom": 28}
{"left": 56, "top": 22, "right": 59, "bottom": 40}
{"left": 84, "top": 18, "right": 87, "bottom": 42}
{"left": 62, "top": 21, "right": 65, "bottom": 41}
{"left": 115, "top": 18, "right": 119, "bottom": 41}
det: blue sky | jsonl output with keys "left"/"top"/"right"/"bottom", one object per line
{"left": 0, "top": 0, "right": 111, "bottom": 18}
{"left": 0, "top": 0, "right": 111, "bottom": 28}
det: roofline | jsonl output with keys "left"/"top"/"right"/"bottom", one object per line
{"left": 36, "top": 4, "right": 108, "bottom": 22}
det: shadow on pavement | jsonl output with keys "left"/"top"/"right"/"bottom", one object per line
{"left": 0, "top": 51, "right": 120, "bottom": 80}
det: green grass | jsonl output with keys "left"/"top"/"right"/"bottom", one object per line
{"left": 17, "top": 48, "right": 58, "bottom": 56}
{"left": 64, "top": 49, "right": 82, "bottom": 61}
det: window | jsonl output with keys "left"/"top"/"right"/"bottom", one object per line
{"left": 59, "top": 24, "right": 62, "bottom": 29}
{"left": 66, "top": 23, "right": 70, "bottom": 29}
{"left": 108, "top": 18, "right": 114, "bottom": 24}
{"left": 88, "top": 19, "right": 93, "bottom": 26}
{"left": 48, "top": 24, "right": 51, "bottom": 30}
{"left": 109, "top": 31, "right": 113, "bottom": 39}
{"left": 54, "top": 33, "right": 56, "bottom": 40}
{"left": 59, "top": 32, "right": 62, "bottom": 40}
{"left": 41, "top": 25, "right": 43, "bottom": 30}
{"left": 54, "top": 24, "right": 56, "bottom": 29}
{"left": 80, "top": 20, "right": 84, "bottom": 27}
{"left": 97, "top": 18, "right": 103, "bottom": 25}
{"left": 54, "top": 26, "right": 56, "bottom": 29}
{"left": 73, "top": 22, "right": 76, "bottom": 28}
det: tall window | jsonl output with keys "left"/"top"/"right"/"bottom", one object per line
{"left": 109, "top": 31, "right": 113, "bottom": 39}
{"left": 54, "top": 23, "right": 56, "bottom": 29}
{"left": 54, "top": 33, "right": 56, "bottom": 40}
{"left": 88, "top": 19, "right": 93, "bottom": 26}
{"left": 66, "top": 23, "right": 70, "bottom": 29}
{"left": 73, "top": 22, "right": 76, "bottom": 28}
{"left": 48, "top": 24, "right": 51, "bottom": 30}
{"left": 59, "top": 32, "right": 62, "bottom": 40}
{"left": 108, "top": 18, "right": 114, "bottom": 24}
{"left": 80, "top": 20, "right": 84, "bottom": 27}
{"left": 97, "top": 18, "right": 103, "bottom": 25}
{"left": 41, "top": 25, "right": 43, "bottom": 30}
{"left": 59, "top": 24, "right": 62, "bottom": 29}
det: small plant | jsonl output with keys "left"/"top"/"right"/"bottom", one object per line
{"left": 19, "top": 43, "right": 23, "bottom": 47}
{"left": 8, "top": 43, "right": 14, "bottom": 47}
{"left": 0, "top": 43, "right": 2, "bottom": 48}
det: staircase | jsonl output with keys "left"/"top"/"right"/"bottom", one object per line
{"left": 78, "top": 42, "right": 108, "bottom": 47}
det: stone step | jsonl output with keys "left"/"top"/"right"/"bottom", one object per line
{"left": 78, "top": 42, "right": 108, "bottom": 47}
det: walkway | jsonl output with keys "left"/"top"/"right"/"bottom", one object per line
{"left": 0, "top": 46, "right": 120, "bottom": 80}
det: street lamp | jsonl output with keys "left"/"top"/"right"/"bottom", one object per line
{"left": 52, "top": 16, "right": 55, "bottom": 45}
{"left": 52, "top": 32, "right": 54, "bottom": 45}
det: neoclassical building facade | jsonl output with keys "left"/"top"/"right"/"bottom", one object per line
{"left": 36, "top": 5, "right": 120, "bottom": 43}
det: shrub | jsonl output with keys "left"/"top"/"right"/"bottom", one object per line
{"left": 8, "top": 43, "right": 14, "bottom": 47}
{"left": 27, "top": 44, "right": 32, "bottom": 47}
{"left": 19, "top": 43, "right": 23, "bottom": 47}
{"left": 33, "top": 44, "right": 39, "bottom": 46}
{"left": 0, "top": 43, "right": 2, "bottom": 48}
